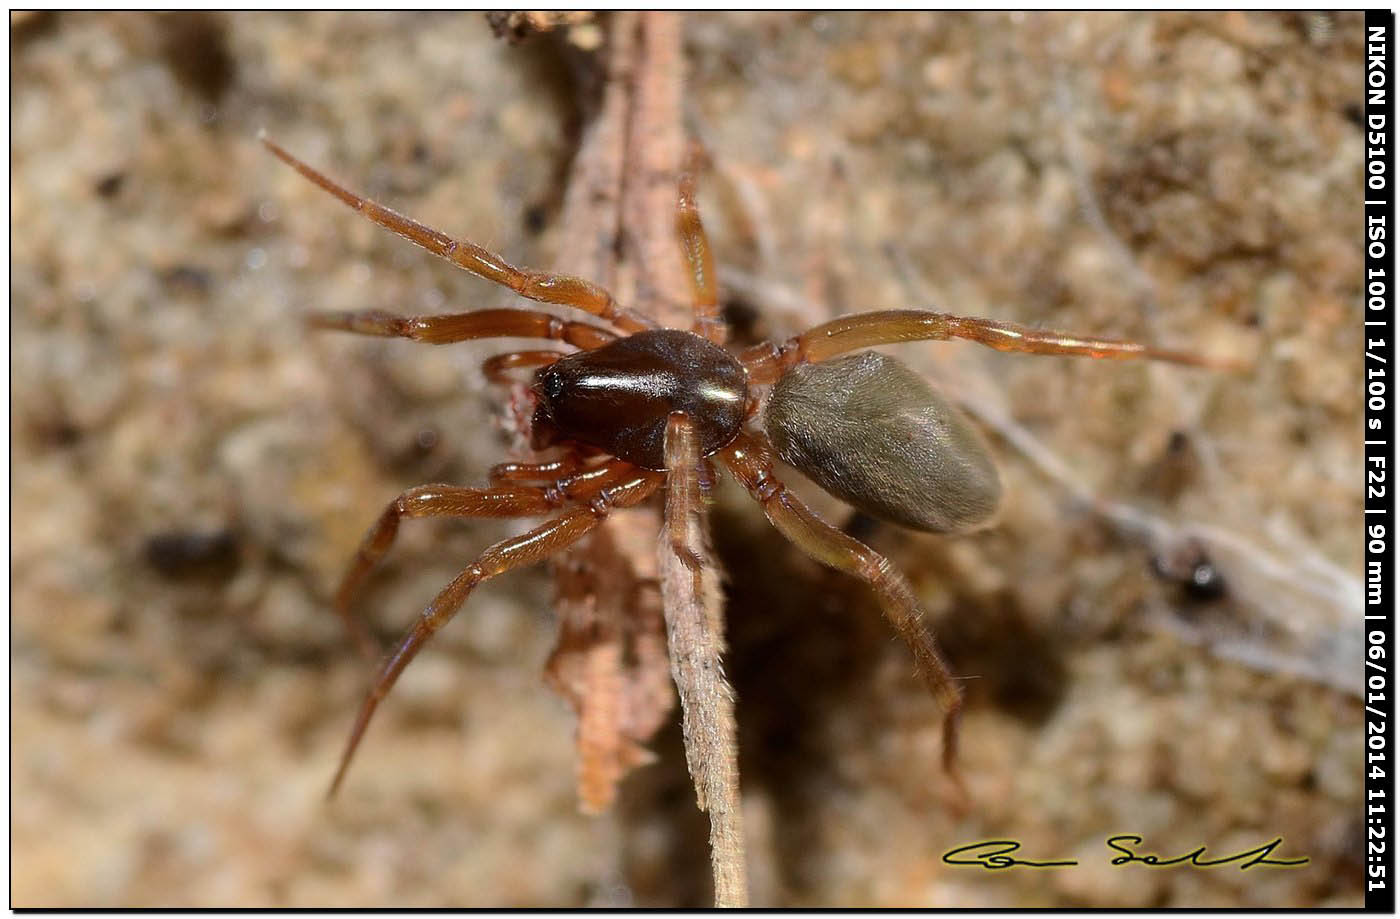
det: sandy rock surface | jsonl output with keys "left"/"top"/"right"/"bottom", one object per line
{"left": 12, "top": 11, "right": 1364, "bottom": 907}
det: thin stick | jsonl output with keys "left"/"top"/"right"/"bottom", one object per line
{"left": 662, "top": 413, "right": 748, "bottom": 907}
{"left": 626, "top": 14, "right": 750, "bottom": 904}
{"left": 541, "top": 10, "right": 679, "bottom": 826}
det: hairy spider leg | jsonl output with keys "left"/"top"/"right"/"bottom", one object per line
{"left": 740, "top": 308, "right": 1244, "bottom": 383}
{"left": 676, "top": 149, "right": 725, "bottom": 344}
{"left": 720, "top": 431, "right": 966, "bottom": 792}
{"left": 262, "top": 136, "right": 658, "bottom": 333}
{"left": 328, "top": 468, "right": 664, "bottom": 797}
{"left": 308, "top": 307, "right": 617, "bottom": 350}
{"left": 481, "top": 349, "right": 569, "bottom": 385}
{"left": 330, "top": 461, "right": 644, "bottom": 661}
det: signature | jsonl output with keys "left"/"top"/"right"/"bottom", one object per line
{"left": 1105, "top": 835, "right": 1309, "bottom": 869}
{"left": 942, "top": 840, "right": 1077, "bottom": 870}
{"left": 943, "top": 836, "right": 1309, "bottom": 871}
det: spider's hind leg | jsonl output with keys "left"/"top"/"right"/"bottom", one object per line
{"left": 327, "top": 466, "right": 662, "bottom": 797}
{"left": 720, "top": 431, "right": 967, "bottom": 794}
{"left": 328, "top": 461, "right": 641, "bottom": 660}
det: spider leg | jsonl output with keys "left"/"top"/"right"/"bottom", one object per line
{"left": 328, "top": 467, "right": 663, "bottom": 797}
{"left": 481, "top": 349, "right": 567, "bottom": 385}
{"left": 741, "top": 308, "right": 1243, "bottom": 383}
{"left": 488, "top": 453, "right": 585, "bottom": 484}
{"left": 330, "top": 461, "right": 641, "bottom": 660}
{"left": 719, "top": 431, "right": 966, "bottom": 789}
{"left": 263, "top": 136, "right": 657, "bottom": 332}
{"left": 308, "top": 307, "right": 616, "bottom": 350}
{"left": 676, "top": 149, "right": 725, "bottom": 344}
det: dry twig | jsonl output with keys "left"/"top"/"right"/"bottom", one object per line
{"left": 540, "top": 12, "right": 748, "bottom": 904}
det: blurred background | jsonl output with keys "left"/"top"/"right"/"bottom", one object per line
{"left": 11, "top": 11, "right": 1364, "bottom": 906}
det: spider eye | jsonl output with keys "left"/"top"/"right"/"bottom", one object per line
{"left": 538, "top": 366, "right": 567, "bottom": 403}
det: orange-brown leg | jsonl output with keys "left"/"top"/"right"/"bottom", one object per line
{"left": 720, "top": 431, "right": 965, "bottom": 788}
{"left": 488, "top": 454, "right": 585, "bottom": 484}
{"left": 327, "top": 468, "right": 663, "bottom": 797}
{"left": 676, "top": 150, "right": 725, "bottom": 344}
{"left": 263, "top": 136, "right": 657, "bottom": 333}
{"left": 741, "top": 308, "right": 1242, "bottom": 383}
{"left": 481, "top": 349, "right": 566, "bottom": 385}
{"left": 330, "top": 461, "right": 641, "bottom": 659}
{"left": 309, "top": 307, "right": 616, "bottom": 350}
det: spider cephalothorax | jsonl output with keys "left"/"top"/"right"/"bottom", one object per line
{"left": 530, "top": 328, "right": 749, "bottom": 469}
{"left": 263, "top": 135, "right": 1227, "bottom": 802}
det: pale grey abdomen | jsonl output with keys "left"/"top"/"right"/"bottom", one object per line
{"left": 763, "top": 351, "right": 1002, "bottom": 533}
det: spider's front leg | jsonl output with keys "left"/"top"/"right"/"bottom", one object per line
{"left": 720, "top": 431, "right": 966, "bottom": 789}
{"left": 741, "top": 308, "right": 1244, "bottom": 382}
{"left": 328, "top": 467, "right": 663, "bottom": 797}
{"left": 263, "top": 136, "right": 657, "bottom": 332}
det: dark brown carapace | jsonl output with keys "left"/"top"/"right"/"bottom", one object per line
{"left": 263, "top": 134, "right": 1233, "bottom": 801}
{"left": 532, "top": 329, "right": 748, "bottom": 470}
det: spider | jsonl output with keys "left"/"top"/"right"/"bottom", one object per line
{"left": 262, "top": 135, "right": 1226, "bottom": 801}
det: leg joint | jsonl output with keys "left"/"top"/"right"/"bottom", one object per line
{"left": 586, "top": 490, "right": 613, "bottom": 517}
{"left": 752, "top": 469, "right": 783, "bottom": 505}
